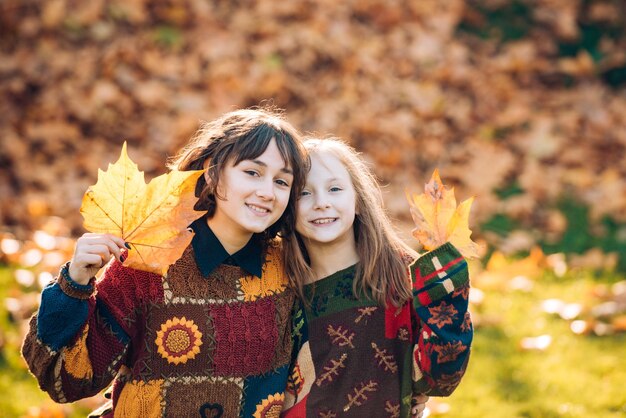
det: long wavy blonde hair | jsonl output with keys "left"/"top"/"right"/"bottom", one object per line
{"left": 283, "top": 137, "right": 417, "bottom": 307}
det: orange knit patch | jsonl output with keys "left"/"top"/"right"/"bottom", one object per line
{"left": 114, "top": 379, "right": 164, "bottom": 418}
{"left": 239, "top": 247, "right": 286, "bottom": 302}
{"left": 254, "top": 392, "right": 285, "bottom": 418}
{"left": 64, "top": 324, "right": 93, "bottom": 380}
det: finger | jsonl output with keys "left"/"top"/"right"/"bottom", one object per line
{"left": 414, "top": 394, "right": 429, "bottom": 403}
{"left": 79, "top": 233, "right": 126, "bottom": 251}
{"left": 79, "top": 243, "right": 116, "bottom": 265}
{"left": 89, "top": 239, "right": 124, "bottom": 263}
{"left": 76, "top": 237, "right": 123, "bottom": 264}
{"left": 106, "top": 234, "right": 129, "bottom": 251}
{"left": 101, "top": 238, "right": 125, "bottom": 261}
{"left": 76, "top": 254, "right": 108, "bottom": 269}
{"left": 76, "top": 245, "right": 112, "bottom": 266}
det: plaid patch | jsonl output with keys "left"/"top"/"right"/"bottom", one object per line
{"left": 410, "top": 243, "right": 469, "bottom": 308}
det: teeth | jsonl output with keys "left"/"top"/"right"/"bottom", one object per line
{"left": 312, "top": 218, "right": 336, "bottom": 224}
{"left": 247, "top": 204, "right": 269, "bottom": 213}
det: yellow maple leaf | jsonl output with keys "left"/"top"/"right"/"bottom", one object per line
{"left": 80, "top": 142, "right": 206, "bottom": 275}
{"left": 406, "top": 169, "right": 480, "bottom": 259}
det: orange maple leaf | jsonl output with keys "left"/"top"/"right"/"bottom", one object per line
{"left": 406, "top": 169, "right": 479, "bottom": 258}
{"left": 80, "top": 143, "right": 206, "bottom": 275}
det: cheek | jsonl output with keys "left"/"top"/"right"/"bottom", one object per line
{"left": 213, "top": 174, "right": 232, "bottom": 200}
{"left": 295, "top": 217, "right": 307, "bottom": 235}
{"left": 295, "top": 202, "right": 308, "bottom": 232}
{"left": 275, "top": 188, "right": 291, "bottom": 208}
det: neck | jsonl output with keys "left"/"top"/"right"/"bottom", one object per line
{"left": 206, "top": 217, "right": 251, "bottom": 255}
{"left": 304, "top": 236, "right": 360, "bottom": 282}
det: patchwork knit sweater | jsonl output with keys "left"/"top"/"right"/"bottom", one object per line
{"left": 22, "top": 227, "right": 295, "bottom": 417}
{"left": 282, "top": 243, "right": 472, "bottom": 418}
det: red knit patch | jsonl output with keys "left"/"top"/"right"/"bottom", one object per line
{"left": 418, "top": 292, "right": 433, "bottom": 307}
{"left": 384, "top": 303, "right": 411, "bottom": 339}
{"left": 282, "top": 394, "right": 308, "bottom": 418}
{"left": 88, "top": 313, "right": 126, "bottom": 377}
{"left": 209, "top": 298, "right": 278, "bottom": 377}
{"left": 97, "top": 261, "right": 164, "bottom": 333}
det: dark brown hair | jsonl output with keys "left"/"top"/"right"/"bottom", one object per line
{"left": 167, "top": 108, "right": 307, "bottom": 240}
{"left": 283, "top": 137, "right": 417, "bottom": 307}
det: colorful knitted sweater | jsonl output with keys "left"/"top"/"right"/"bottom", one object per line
{"left": 22, "top": 219, "right": 295, "bottom": 418}
{"left": 282, "top": 243, "right": 472, "bottom": 418}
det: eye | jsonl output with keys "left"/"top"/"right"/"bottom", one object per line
{"left": 244, "top": 170, "right": 259, "bottom": 177}
{"left": 300, "top": 190, "right": 311, "bottom": 196}
{"left": 330, "top": 186, "right": 343, "bottom": 192}
{"left": 275, "top": 178, "right": 290, "bottom": 187}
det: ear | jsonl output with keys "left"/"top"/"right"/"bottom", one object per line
{"left": 202, "top": 158, "right": 211, "bottom": 185}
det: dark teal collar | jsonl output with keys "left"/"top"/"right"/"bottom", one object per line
{"left": 189, "top": 216, "right": 263, "bottom": 278}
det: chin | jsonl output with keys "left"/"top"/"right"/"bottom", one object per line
{"left": 245, "top": 223, "right": 272, "bottom": 234}
{"left": 310, "top": 235, "right": 339, "bottom": 243}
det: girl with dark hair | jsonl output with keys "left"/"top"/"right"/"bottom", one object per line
{"left": 23, "top": 108, "right": 308, "bottom": 417}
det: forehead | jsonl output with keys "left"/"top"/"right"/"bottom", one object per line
{"left": 308, "top": 151, "right": 350, "bottom": 181}
{"left": 231, "top": 138, "right": 292, "bottom": 170}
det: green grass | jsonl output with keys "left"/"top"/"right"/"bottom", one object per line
{"left": 0, "top": 267, "right": 94, "bottom": 418}
{"left": 1, "top": 265, "right": 625, "bottom": 417}
{"left": 443, "top": 270, "right": 626, "bottom": 418}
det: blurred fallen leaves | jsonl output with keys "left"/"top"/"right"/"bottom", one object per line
{"left": 0, "top": 6, "right": 625, "bottom": 415}
{"left": 1, "top": 0, "right": 625, "bottom": 265}
{"left": 468, "top": 247, "right": 626, "bottom": 338}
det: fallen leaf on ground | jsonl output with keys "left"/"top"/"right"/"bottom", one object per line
{"left": 520, "top": 334, "right": 552, "bottom": 351}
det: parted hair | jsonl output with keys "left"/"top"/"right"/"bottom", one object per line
{"left": 283, "top": 137, "right": 417, "bottom": 307}
{"left": 167, "top": 107, "right": 308, "bottom": 240}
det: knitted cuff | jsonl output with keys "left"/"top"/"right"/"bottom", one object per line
{"left": 57, "top": 262, "right": 95, "bottom": 300}
{"left": 411, "top": 242, "right": 469, "bottom": 307}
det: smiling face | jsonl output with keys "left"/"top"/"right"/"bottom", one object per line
{"left": 207, "top": 138, "right": 293, "bottom": 249}
{"left": 296, "top": 151, "right": 357, "bottom": 249}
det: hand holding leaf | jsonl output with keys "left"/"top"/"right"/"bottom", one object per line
{"left": 80, "top": 143, "right": 206, "bottom": 275}
{"left": 406, "top": 169, "right": 479, "bottom": 259}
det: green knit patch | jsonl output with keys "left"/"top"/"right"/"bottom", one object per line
{"left": 303, "top": 265, "right": 376, "bottom": 319}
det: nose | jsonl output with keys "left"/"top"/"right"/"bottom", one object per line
{"left": 255, "top": 179, "right": 275, "bottom": 201}
{"left": 313, "top": 194, "right": 331, "bottom": 209}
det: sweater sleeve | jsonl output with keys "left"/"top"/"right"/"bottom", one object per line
{"left": 21, "top": 260, "right": 151, "bottom": 403}
{"left": 410, "top": 242, "right": 473, "bottom": 397}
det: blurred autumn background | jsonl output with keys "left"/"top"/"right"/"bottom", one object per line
{"left": 1, "top": 0, "right": 626, "bottom": 416}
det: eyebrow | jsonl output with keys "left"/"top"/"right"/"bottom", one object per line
{"left": 251, "top": 160, "right": 293, "bottom": 175}
{"left": 304, "top": 177, "right": 345, "bottom": 187}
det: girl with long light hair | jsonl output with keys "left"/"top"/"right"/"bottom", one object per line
{"left": 281, "top": 137, "right": 473, "bottom": 417}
